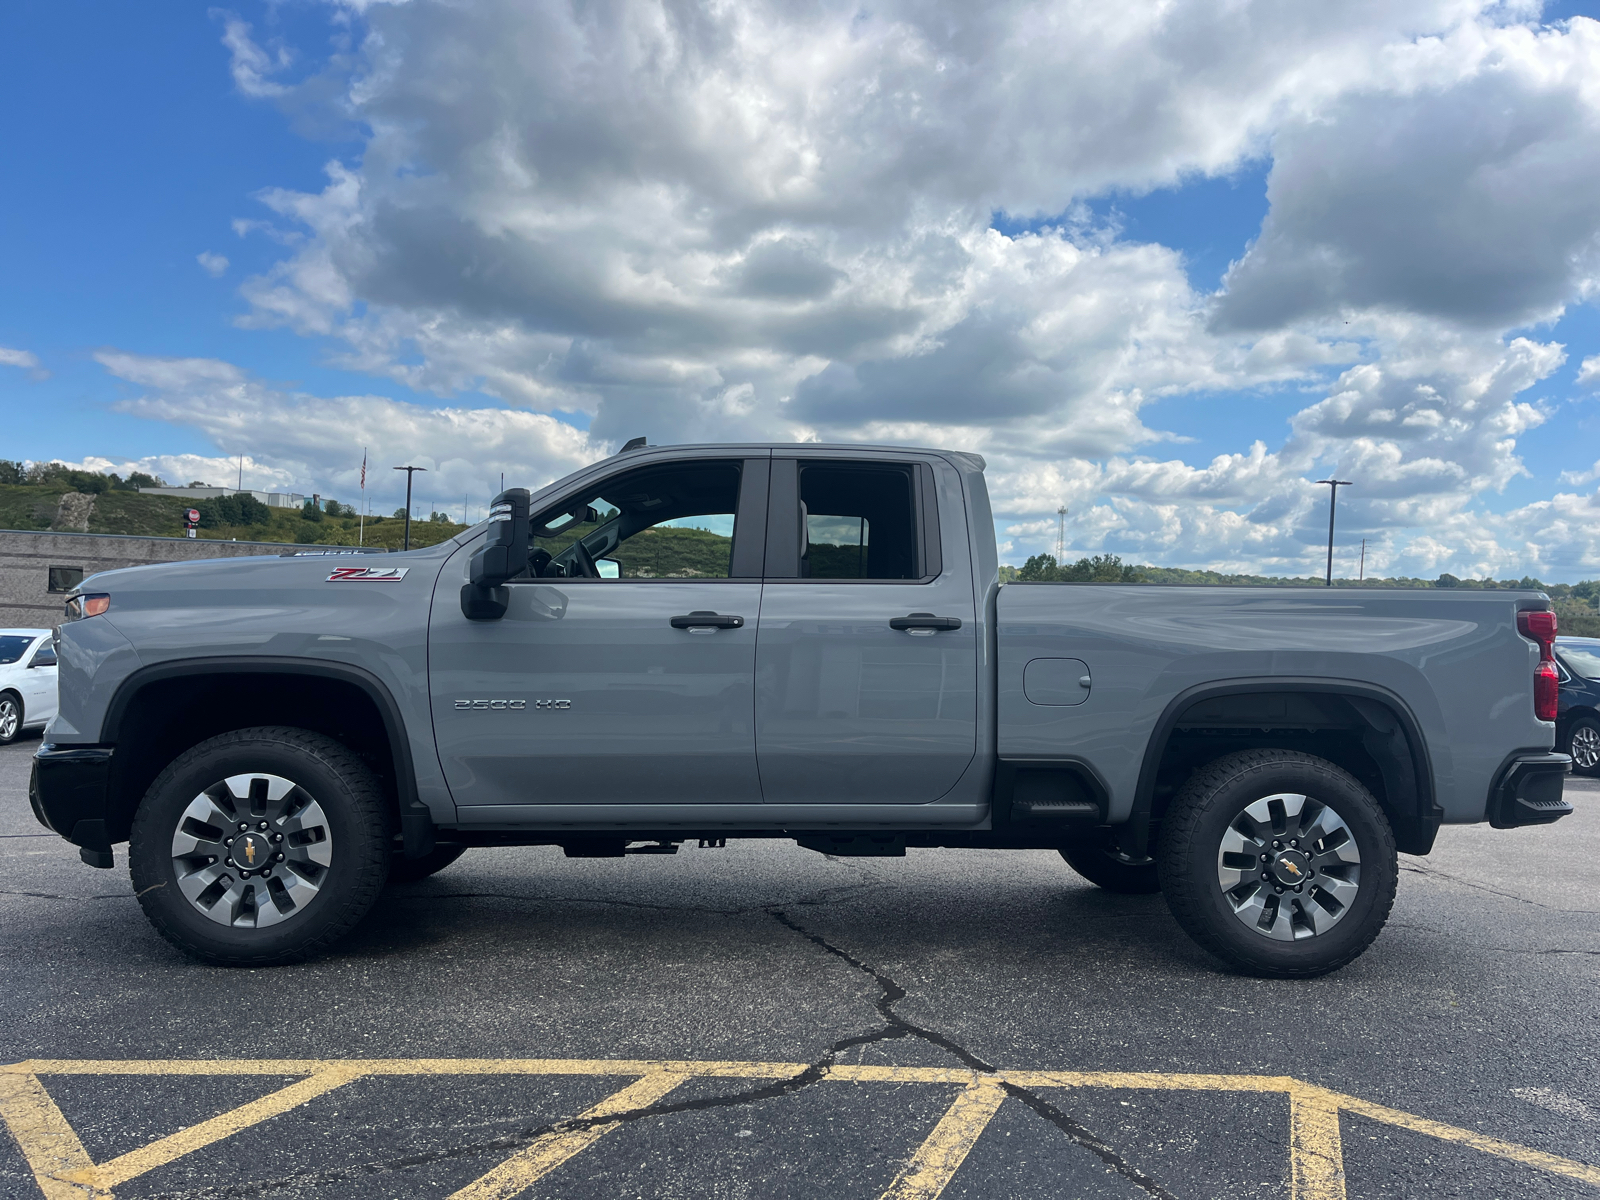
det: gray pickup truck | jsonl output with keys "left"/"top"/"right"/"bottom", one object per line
{"left": 30, "top": 442, "right": 1573, "bottom": 976}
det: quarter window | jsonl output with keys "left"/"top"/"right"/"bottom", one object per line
{"left": 47, "top": 566, "right": 83, "bottom": 593}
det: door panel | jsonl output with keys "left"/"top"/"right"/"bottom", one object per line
{"left": 22, "top": 640, "right": 56, "bottom": 724}
{"left": 754, "top": 584, "right": 977, "bottom": 803}
{"left": 754, "top": 456, "right": 977, "bottom": 805}
{"left": 430, "top": 577, "right": 763, "bottom": 806}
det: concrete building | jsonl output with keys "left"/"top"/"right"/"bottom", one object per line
{"left": 138, "top": 486, "right": 307, "bottom": 508}
{"left": 0, "top": 529, "right": 296, "bottom": 628}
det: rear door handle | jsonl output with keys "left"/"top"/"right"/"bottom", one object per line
{"left": 889, "top": 612, "right": 963, "bottom": 632}
{"left": 670, "top": 611, "right": 745, "bottom": 630}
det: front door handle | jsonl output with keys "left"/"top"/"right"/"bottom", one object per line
{"left": 890, "top": 612, "right": 963, "bottom": 632}
{"left": 670, "top": 611, "right": 745, "bottom": 630}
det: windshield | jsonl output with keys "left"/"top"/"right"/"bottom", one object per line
{"left": 0, "top": 636, "right": 35, "bottom": 665}
{"left": 1558, "top": 641, "right": 1600, "bottom": 681}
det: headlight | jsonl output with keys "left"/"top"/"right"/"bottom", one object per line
{"left": 65, "top": 593, "right": 110, "bottom": 621}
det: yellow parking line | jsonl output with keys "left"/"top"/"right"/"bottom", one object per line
{"left": 5, "top": 1058, "right": 808, "bottom": 1080}
{"left": 0, "top": 1071, "right": 101, "bottom": 1200}
{"left": 1006, "top": 1070, "right": 1297, "bottom": 1092}
{"left": 2, "top": 1058, "right": 1598, "bottom": 1199}
{"left": 1288, "top": 1087, "right": 1347, "bottom": 1200}
{"left": 1338, "top": 1093, "right": 1600, "bottom": 1188}
{"left": 448, "top": 1072, "right": 687, "bottom": 1200}
{"left": 60, "top": 1067, "right": 364, "bottom": 1192}
{"left": 878, "top": 1079, "right": 1007, "bottom": 1200}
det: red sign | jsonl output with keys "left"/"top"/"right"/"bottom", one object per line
{"left": 186, "top": 509, "right": 200, "bottom": 524}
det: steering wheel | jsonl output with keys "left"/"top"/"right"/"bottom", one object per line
{"left": 570, "top": 539, "right": 601, "bottom": 579}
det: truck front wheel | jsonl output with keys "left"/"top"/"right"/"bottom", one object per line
{"left": 1157, "top": 749, "right": 1397, "bottom": 978}
{"left": 128, "top": 727, "right": 391, "bottom": 967}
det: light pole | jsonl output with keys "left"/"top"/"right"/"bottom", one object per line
{"left": 1316, "top": 478, "right": 1352, "bottom": 587}
{"left": 393, "top": 465, "right": 427, "bottom": 551}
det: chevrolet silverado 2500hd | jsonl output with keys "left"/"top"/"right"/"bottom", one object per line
{"left": 30, "top": 443, "right": 1572, "bottom": 976}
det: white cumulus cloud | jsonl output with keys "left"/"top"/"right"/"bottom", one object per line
{"left": 0, "top": 346, "right": 48, "bottom": 380}
{"left": 86, "top": 0, "right": 1600, "bottom": 577}
{"left": 93, "top": 349, "right": 602, "bottom": 509}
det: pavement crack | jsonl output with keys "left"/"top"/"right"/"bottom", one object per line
{"left": 1399, "top": 862, "right": 1600, "bottom": 913}
{"left": 1489, "top": 946, "right": 1600, "bottom": 955}
{"left": 136, "top": 907, "right": 1175, "bottom": 1200}
{"left": 766, "top": 908, "right": 1178, "bottom": 1200}
{"left": 998, "top": 1085, "right": 1181, "bottom": 1200}
{"left": 0, "top": 889, "right": 131, "bottom": 901}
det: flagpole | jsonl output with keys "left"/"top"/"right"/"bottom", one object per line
{"left": 358, "top": 448, "right": 367, "bottom": 547}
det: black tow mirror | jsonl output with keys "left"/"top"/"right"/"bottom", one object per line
{"left": 461, "top": 488, "right": 530, "bottom": 620}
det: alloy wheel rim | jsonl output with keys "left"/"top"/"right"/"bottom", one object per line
{"left": 1216, "top": 792, "right": 1361, "bottom": 941}
{"left": 0, "top": 700, "right": 17, "bottom": 740}
{"left": 169, "top": 773, "right": 334, "bottom": 928}
{"left": 1572, "top": 724, "right": 1600, "bottom": 770}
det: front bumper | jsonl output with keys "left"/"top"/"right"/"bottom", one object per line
{"left": 1488, "top": 752, "right": 1573, "bottom": 828}
{"left": 30, "top": 744, "right": 116, "bottom": 867}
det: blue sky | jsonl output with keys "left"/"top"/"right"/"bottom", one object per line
{"left": 4, "top": 1, "right": 1600, "bottom": 578}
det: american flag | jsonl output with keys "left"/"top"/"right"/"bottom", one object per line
{"left": 360, "top": 450, "right": 366, "bottom": 490}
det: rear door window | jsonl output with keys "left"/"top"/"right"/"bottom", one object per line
{"left": 799, "top": 464, "right": 918, "bottom": 580}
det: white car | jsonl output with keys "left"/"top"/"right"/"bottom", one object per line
{"left": 0, "top": 629, "right": 58, "bottom": 745}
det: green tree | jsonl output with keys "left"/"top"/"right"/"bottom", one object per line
{"left": 1017, "top": 553, "right": 1060, "bottom": 581}
{"left": 1060, "top": 554, "right": 1140, "bottom": 582}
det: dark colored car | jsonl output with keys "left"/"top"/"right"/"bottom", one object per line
{"left": 1555, "top": 637, "right": 1600, "bottom": 776}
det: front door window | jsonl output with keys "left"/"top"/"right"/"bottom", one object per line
{"left": 534, "top": 461, "right": 743, "bottom": 581}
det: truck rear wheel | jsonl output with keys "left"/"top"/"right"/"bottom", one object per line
{"left": 1157, "top": 749, "right": 1397, "bottom": 978}
{"left": 128, "top": 727, "right": 391, "bottom": 967}
{"left": 1059, "top": 834, "right": 1161, "bottom": 894}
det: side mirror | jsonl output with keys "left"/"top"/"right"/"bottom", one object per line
{"left": 595, "top": 558, "right": 620, "bottom": 579}
{"left": 461, "top": 488, "right": 530, "bottom": 620}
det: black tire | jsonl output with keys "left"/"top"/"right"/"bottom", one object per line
{"left": 129, "top": 727, "right": 392, "bottom": 966}
{"left": 1563, "top": 715, "right": 1600, "bottom": 777}
{"left": 389, "top": 843, "right": 468, "bottom": 884}
{"left": 1158, "top": 749, "right": 1397, "bottom": 979}
{"left": 0, "top": 693, "right": 22, "bottom": 745}
{"left": 1060, "top": 834, "right": 1161, "bottom": 894}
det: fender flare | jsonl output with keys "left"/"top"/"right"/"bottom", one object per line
{"left": 102, "top": 655, "right": 420, "bottom": 809}
{"left": 1120, "top": 676, "right": 1439, "bottom": 857}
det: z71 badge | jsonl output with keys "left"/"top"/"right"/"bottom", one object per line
{"left": 327, "top": 566, "right": 410, "bottom": 582}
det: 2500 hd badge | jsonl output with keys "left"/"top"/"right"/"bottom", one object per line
{"left": 453, "top": 699, "right": 572, "bottom": 710}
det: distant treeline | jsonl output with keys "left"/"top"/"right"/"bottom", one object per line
{"left": 0, "top": 460, "right": 166, "bottom": 494}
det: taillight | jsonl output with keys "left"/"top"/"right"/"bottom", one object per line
{"left": 1517, "top": 609, "right": 1559, "bottom": 721}
{"left": 1517, "top": 610, "right": 1557, "bottom": 655}
{"left": 1535, "top": 660, "right": 1559, "bottom": 722}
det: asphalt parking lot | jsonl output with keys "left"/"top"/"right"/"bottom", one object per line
{"left": 3, "top": 734, "right": 1598, "bottom": 1200}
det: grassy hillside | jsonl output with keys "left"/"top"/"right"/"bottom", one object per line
{"left": 0, "top": 483, "right": 466, "bottom": 549}
{"left": 611, "top": 526, "right": 733, "bottom": 577}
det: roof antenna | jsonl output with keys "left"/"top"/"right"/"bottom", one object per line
{"left": 621, "top": 436, "right": 649, "bottom": 453}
